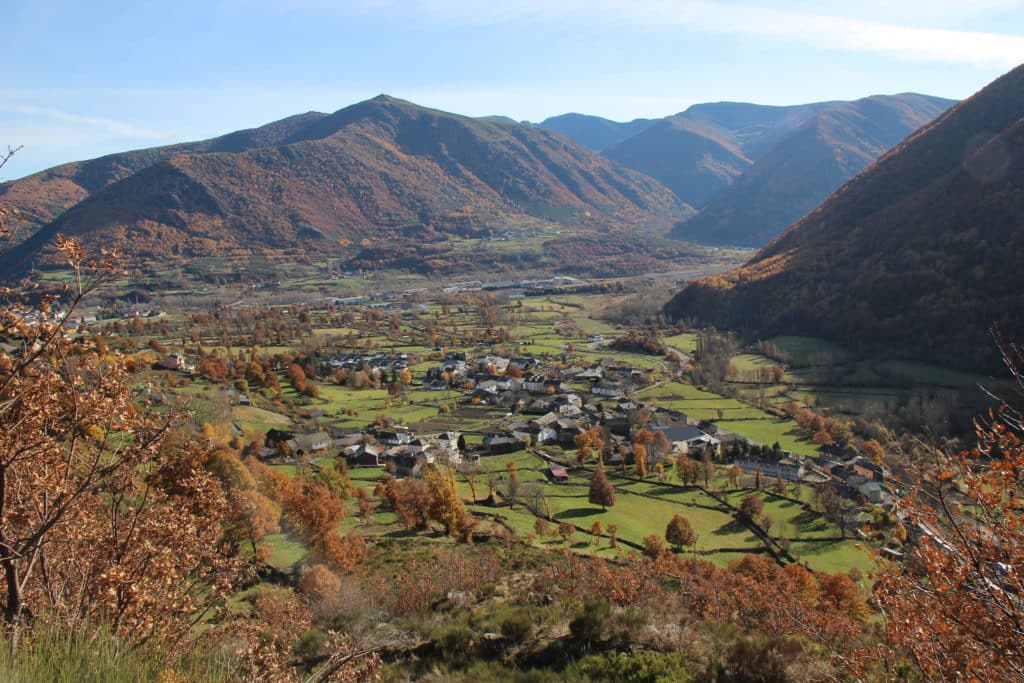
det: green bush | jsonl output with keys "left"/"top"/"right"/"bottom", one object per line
{"left": 435, "top": 622, "right": 475, "bottom": 663}
{"left": 568, "top": 651, "right": 695, "bottom": 682}
{"left": 292, "top": 629, "right": 329, "bottom": 666}
{"left": 496, "top": 607, "right": 534, "bottom": 645}
{"left": 569, "top": 599, "right": 612, "bottom": 648}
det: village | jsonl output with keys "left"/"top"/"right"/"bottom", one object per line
{"left": 10, "top": 274, "right": 913, "bottom": 575}
{"left": 223, "top": 342, "right": 897, "bottom": 543}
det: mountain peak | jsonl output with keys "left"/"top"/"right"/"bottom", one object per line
{"left": 0, "top": 98, "right": 688, "bottom": 274}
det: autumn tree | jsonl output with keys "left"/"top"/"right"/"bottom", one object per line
{"left": 388, "top": 478, "right": 433, "bottom": 529}
{"left": 815, "top": 485, "right": 857, "bottom": 539}
{"left": 574, "top": 427, "right": 605, "bottom": 467}
{"left": 675, "top": 454, "right": 701, "bottom": 486}
{"left": 230, "top": 489, "right": 282, "bottom": 558}
{"left": 245, "top": 455, "right": 295, "bottom": 503}
{"left": 284, "top": 475, "right": 346, "bottom": 552}
{"left": 773, "top": 477, "right": 788, "bottom": 497}
{"left": 424, "top": 465, "right": 476, "bottom": 541}
{"left": 861, "top": 438, "right": 885, "bottom": 465}
{"left": 869, "top": 343, "right": 1024, "bottom": 681}
{"left": 728, "top": 464, "right": 742, "bottom": 488}
{"left": 0, "top": 236, "right": 246, "bottom": 652}
{"left": 607, "top": 522, "right": 619, "bottom": 549}
{"left": 737, "top": 494, "right": 765, "bottom": 523}
{"left": 634, "top": 443, "right": 648, "bottom": 478}
{"left": 642, "top": 534, "right": 667, "bottom": 559}
{"left": 506, "top": 461, "right": 521, "bottom": 509}
{"left": 458, "top": 462, "right": 481, "bottom": 503}
{"left": 317, "top": 456, "right": 351, "bottom": 499}
{"left": 297, "top": 563, "right": 343, "bottom": 619}
{"left": 652, "top": 430, "right": 672, "bottom": 460}
{"left": 818, "top": 572, "right": 870, "bottom": 622}
{"left": 534, "top": 517, "right": 552, "bottom": 539}
{"left": 632, "top": 428, "right": 654, "bottom": 449}
{"left": 589, "top": 520, "right": 604, "bottom": 547}
{"left": 588, "top": 466, "right": 615, "bottom": 511}
{"left": 665, "top": 514, "right": 697, "bottom": 552}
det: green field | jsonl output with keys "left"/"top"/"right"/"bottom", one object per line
{"left": 250, "top": 440, "right": 868, "bottom": 576}
{"left": 661, "top": 332, "right": 698, "bottom": 354}
{"left": 264, "top": 532, "right": 307, "bottom": 570}
{"left": 717, "top": 419, "right": 816, "bottom": 455}
{"left": 767, "top": 336, "right": 850, "bottom": 367}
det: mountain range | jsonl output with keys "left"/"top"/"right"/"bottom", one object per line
{"left": 664, "top": 64, "right": 1024, "bottom": 372}
{"left": 537, "top": 96, "right": 952, "bottom": 248}
{"left": 0, "top": 97, "right": 688, "bottom": 271}
{"left": 668, "top": 94, "right": 954, "bottom": 247}
{"left": 602, "top": 100, "right": 839, "bottom": 209}
{"left": 537, "top": 113, "right": 655, "bottom": 152}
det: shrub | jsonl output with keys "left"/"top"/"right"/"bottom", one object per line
{"left": 569, "top": 650, "right": 696, "bottom": 682}
{"left": 435, "top": 623, "right": 475, "bottom": 663}
{"left": 642, "top": 534, "right": 666, "bottom": 559}
{"left": 569, "top": 599, "right": 612, "bottom": 648}
{"left": 495, "top": 607, "right": 535, "bottom": 645}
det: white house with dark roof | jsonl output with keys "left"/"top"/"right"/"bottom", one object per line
{"left": 654, "top": 423, "right": 720, "bottom": 455}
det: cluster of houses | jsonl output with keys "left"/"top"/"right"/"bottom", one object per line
{"left": 242, "top": 345, "right": 895, "bottom": 511}
{"left": 256, "top": 388, "right": 729, "bottom": 482}
{"left": 733, "top": 447, "right": 895, "bottom": 507}
{"left": 323, "top": 351, "right": 410, "bottom": 373}
{"left": 112, "top": 304, "right": 163, "bottom": 319}
{"left": 421, "top": 352, "right": 650, "bottom": 406}
{"left": 260, "top": 426, "right": 471, "bottom": 478}
{"left": 818, "top": 454, "right": 891, "bottom": 504}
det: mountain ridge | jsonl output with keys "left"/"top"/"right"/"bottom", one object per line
{"left": 669, "top": 93, "right": 954, "bottom": 246}
{"left": 0, "top": 96, "right": 690, "bottom": 272}
{"left": 538, "top": 113, "right": 656, "bottom": 151}
{"left": 664, "top": 65, "right": 1024, "bottom": 372}
{"left": 602, "top": 100, "right": 839, "bottom": 208}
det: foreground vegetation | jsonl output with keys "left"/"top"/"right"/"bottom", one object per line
{"left": 1, "top": 197, "right": 1022, "bottom": 680}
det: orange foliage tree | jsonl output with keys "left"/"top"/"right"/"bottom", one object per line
{"left": 870, "top": 341, "right": 1024, "bottom": 680}
{"left": 665, "top": 514, "right": 697, "bottom": 552}
{"left": 0, "top": 237, "right": 246, "bottom": 651}
{"left": 588, "top": 466, "right": 615, "bottom": 512}
{"left": 230, "top": 489, "right": 282, "bottom": 558}
{"left": 574, "top": 427, "right": 605, "bottom": 467}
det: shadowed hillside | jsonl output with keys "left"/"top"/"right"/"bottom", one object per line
{"left": 603, "top": 101, "right": 836, "bottom": 208}
{"left": 538, "top": 113, "right": 655, "bottom": 151}
{"left": 670, "top": 94, "right": 953, "bottom": 247}
{"left": 665, "top": 65, "right": 1024, "bottom": 371}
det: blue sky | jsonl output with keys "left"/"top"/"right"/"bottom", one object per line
{"left": 4, "top": 0, "right": 1024, "bottom": 180}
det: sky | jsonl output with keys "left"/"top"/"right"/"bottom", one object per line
{"left": 3, "top": 0, "right": 1024, "bottom": 180}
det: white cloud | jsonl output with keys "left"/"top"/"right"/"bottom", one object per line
{"left": 0, "top": 105, "right": 175, "bottom": 140}
{"left": 360, "top": 0, "right": 1024, "bottom": 68}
